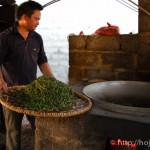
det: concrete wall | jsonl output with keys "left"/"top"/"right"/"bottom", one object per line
{"left": 68, "top": 34, "right": 150, "bottom": 84}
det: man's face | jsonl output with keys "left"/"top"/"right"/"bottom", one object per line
{"left": 25, "top": 10, "right": 41, "bottom": 31}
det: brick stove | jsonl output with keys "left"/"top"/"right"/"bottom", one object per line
{"left": 82, "top": 80, "right": 150, "bottom": 150}
{"left": 70, "top": 80, "right": 150, "bottom": 150}
{"left": 68, "top": 0, "right": 150, "bottom": 150}
{"left": 35, "top": 1, "right": 150, "bottom": 149}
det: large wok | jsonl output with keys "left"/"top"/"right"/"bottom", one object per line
{"left": 83, "top": 81, "right": 150, "bottom": 117}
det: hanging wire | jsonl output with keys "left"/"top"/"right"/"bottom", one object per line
{"left": 128, "top": 0, "right": 150, "bottom": 16}
{"left": 116, "top": 0, "right": 138, "bottom": 12}
{"left": 119, "top": 0, "right": 138, "bottom": 11}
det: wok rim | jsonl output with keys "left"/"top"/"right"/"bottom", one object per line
{"left": 83, "top": 80, "right": 150, "bottom": 116}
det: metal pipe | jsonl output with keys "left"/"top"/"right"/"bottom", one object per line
{"left": 43, "top": 0, "right": 61, "bottom": 8}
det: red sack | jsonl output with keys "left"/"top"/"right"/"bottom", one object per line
{"left": 94, "top": 22, "right": 120, "bottom": 35}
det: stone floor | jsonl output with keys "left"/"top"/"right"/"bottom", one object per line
{"left": 0, "top": 117, "right": 34, "bottom": 150}
{"left": 21, "top": 124, "right": 34, "bottom": 150}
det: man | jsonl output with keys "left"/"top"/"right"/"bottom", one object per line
{"left": 0, "top": 1, "right": 54, "bottom": 149}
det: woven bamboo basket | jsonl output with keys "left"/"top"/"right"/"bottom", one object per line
{"left": 0, "top": 86, "right": 92, "bottom": 117}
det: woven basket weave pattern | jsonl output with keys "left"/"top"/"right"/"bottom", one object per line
{"left": 0, "top": 86, "right": 92, "bottom": 117}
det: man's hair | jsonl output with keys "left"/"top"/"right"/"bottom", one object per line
{"left": 17, "top": 1, "right": 43, "bottom": 20}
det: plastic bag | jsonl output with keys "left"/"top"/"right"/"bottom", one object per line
{"left": 94, "top": 22, "right": 120, "bottom": 36}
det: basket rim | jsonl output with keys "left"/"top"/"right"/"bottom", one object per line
{"left": 0, "top": 86, "right": 92, "bottom": 117}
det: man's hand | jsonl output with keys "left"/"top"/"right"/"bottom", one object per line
{"left": 0, "top": 79, "right": 8, "bottom": 93}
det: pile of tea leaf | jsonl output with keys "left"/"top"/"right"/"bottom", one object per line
{"left": 11, "top": 76, "right": 76, "bottom": 111}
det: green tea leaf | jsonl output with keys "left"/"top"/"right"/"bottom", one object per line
{"left": 12, "top": 76, "right": 76, "bottom": 111}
